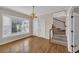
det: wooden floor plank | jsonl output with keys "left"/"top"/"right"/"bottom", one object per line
{"left": 0, "top": 36, "right": 68, "bottom": 53}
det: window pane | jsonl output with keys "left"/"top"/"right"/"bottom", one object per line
{"left": 12, "top": 19, "right": 22, "bottom": 33}
{"left": 3, "top": 15, "right": 30, "bottom": 38}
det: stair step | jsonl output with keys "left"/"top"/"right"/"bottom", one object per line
{"left": 54, "top": 32, "right": 65, "bottom": 35}
{"left": 51, "top": 39, "right": 67, "bottom": 46}
{"left": 51, "top": 35, "right": 67, "bottom": 46}
{"left": 54, "top": 36, "right": 67, "bottom": 42}
{"left": 50, "top": 25, "right": 67, "bottom": 46}
{"left": 53, "top": 35, "right": 67, "bottom": 43}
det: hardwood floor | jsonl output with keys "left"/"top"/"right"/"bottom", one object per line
{"left": 0, "top": 36, "right": 68, "bottom": 53}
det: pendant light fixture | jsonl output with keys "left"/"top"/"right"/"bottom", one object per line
{"left": 31, "top": 6, "right": 37, "bottom": 19}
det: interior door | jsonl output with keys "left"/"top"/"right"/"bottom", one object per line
{"left": 66, "top": 7, "right": 73, "bottom": 53}
{"left": 73, "top": 13, "right": 79, "bottom": 52}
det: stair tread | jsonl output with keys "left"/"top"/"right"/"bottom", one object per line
{"left": 50, "top": 25, "right": 67, "bottom": 46}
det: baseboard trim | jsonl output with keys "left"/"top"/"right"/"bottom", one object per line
{"left": 32, "top": 35, "right": 49, "bottom": 40}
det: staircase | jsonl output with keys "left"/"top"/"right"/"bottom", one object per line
{"left": 49, "top": 25, "right": 67, "bottom": 46}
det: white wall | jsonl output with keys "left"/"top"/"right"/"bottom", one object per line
{"left": 33, "top": 18, "right": 39, "bottom": 36}
{"left": 33, "top": 13, "right": 53, "bottom": 39}
{"left": 0, "top": 7, "right": 33, "bottom": 45}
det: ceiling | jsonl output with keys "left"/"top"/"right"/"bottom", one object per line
{"left": 3, "top": 6, "right": 69, "bottom": 16}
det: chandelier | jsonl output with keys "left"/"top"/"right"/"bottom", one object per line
{"left": 30, "top": 6, "right": 38, "bottom": 19}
